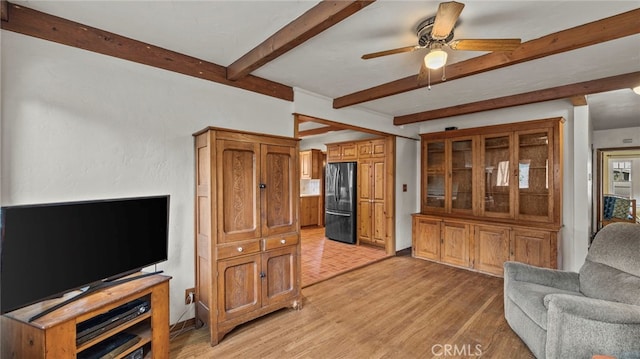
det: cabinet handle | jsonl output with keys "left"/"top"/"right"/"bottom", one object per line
{"left": 237, "top": 247, "right": 243, "bottom": 252}
{"left": 280, "top": 239, "right": 286, "bottom": 244}
{"left": 259, "top": 183, "right": 266, "bottom": 189}
{"left": 260, "top": 272, "right": 266, "bottom": 278}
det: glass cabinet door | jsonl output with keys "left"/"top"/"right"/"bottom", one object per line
{"left": 450, "top": 138, "right": 474, "bottom": 213}
{"left": 482, "top": 134, "right": 512, "bottom": 218}
{"left": 517, "top": 130, "right": 552, "bottom": 221}
{"left": 423, "top": 140, "right": 446, "bottom": 211}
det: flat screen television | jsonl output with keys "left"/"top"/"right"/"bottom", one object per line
{"left": 0, "top": 195, "right": 169, "bottom": 316}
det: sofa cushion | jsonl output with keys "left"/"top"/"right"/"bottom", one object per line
{"left": 580, "top": 260, "right": 640, "bottom": 306}
{"left": 587, "top": 223, "right": 640, "bottom": 277}
{"left": 506, "top": 280, "right": 583, "bottom": 330}
{"left": 580, "top": 223, "right": 640, "bottom": 305}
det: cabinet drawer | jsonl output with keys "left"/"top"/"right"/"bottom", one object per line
{"left": 264, "top": 234, "right": 299, "bottom": 251}
{"left": 218, "top": 241, "right": 261, "bottom": 259}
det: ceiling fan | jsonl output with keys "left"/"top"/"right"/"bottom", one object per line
{"left": 361, "top": 1, "right": 521, "bottom": 81}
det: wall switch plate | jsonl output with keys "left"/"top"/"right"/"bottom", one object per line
{"left": 185, "top": 288, "right": 195, "bottom": 305}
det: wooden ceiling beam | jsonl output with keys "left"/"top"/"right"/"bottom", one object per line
{"left": 393, "top": 72, "right": 640, "bottom": 125}
{"left": 227, "top": 0, "right": 375, "bottom": 81}
{"left": 1, "top": 0, "right": 8, "bottom": 21}
{"left": 1, "top": 2, "right": 293, "bottom": 101}
{"left": 334, "top": 8, "right": 640, "bottom": 109}
{"left": 298, "top": 125, "right": 344, "bottom": 137}
{"left": 570, "top": 95, "right": 588, "bottom": 106}
{"left": 294, "top": 113, "right": 418, "bottom": 140}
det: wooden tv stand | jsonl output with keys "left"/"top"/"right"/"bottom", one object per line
{"left": 1, "top": 274, "right": 171, "bottom": 359}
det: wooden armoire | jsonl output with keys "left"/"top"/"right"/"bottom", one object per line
{"left": 193, "top": 127, "right": 301, "bottom": 346}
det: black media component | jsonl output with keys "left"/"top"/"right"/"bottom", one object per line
{"left": 77, "top": 331, "right": 140, "bottom": 359}
{"left": 76, "top": 298, "right": 151, "bottom": 345}
{"left": 0, "top": 195, "right": 170, "bottom": 315}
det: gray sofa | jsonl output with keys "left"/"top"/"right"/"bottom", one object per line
{"left": 504, "top": 222, "right": 640, "bottom": 359}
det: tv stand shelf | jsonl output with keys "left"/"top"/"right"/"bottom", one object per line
{"left": 1, "top": 274, "right": 170, "bottom": 359}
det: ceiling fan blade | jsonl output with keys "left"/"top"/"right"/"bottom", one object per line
{"left": 449, "top": 38, "right": 521, "bottom": 51}
{"left": 431, "top": 1, "right": 465, "bottom": 40}
{"left": 362, "top": 45, "right": 422, "bottom": 59}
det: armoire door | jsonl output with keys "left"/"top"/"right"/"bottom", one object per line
{"left": 261, "top": 144, "right": 297, "bottom": 237}
{"left": 261, "top": 246, "right": 298, "bottom": 307}
{"left": 217, "top": 254, "right": 261, "bottom": 322}
{"left": 217, "top": 139, "right": 261, "bottom": 243}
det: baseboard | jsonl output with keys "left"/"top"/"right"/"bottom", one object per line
{"left": 170, "top": 317, "right": 197, "bottom": 337}
{"left": 396, "top": 247, "right": 412, "bottom": 257}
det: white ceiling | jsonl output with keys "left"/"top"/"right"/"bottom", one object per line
{"left": 10, "top": 0, "right": 640, "bottom": 131}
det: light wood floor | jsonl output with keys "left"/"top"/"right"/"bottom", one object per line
{"left": 170, "top": 256, "right": 533, "bottom": 358}
{"left": 300, "top": 226, "right": 388, "bottom": 287}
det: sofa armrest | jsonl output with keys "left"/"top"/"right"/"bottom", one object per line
{"left": 504, "top": 261, "right": 580, "bottom": 292}
{"left": 547, "top": 294, "right": 640, "bottom": 323}
{"left": 545, "top": 294, "right": 640, "bottom": 359}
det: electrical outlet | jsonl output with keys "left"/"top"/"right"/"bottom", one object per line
{"left": 185, "top": 288, "right": 195, "bottom": 305}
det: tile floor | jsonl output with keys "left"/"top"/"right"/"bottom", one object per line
{"left": 300, "top": 226, "right": 388, "bottom": 287}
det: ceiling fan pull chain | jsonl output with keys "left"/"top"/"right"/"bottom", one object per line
{"left": 442, "top": 65, "right": 447, "bottom": 81}
{"left": 428, "top": 68, "right": 432, "bottom": 91}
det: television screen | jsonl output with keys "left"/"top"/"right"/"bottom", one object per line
{"left": 0, "top": 195, "right": 169, "bottom": 314}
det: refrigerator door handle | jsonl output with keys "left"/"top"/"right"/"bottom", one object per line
{"left": 335, "top": 166, "right": 340, "bottom": 203}
{"left": 326, "top": 211, "right": 351, "bottom": 217}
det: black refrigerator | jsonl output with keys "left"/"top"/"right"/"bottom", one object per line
{"left": 325, "top": 162, "right": 357, "bottom": 244}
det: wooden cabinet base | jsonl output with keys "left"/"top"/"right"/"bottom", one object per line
{"left": 412, "top": 214, "right": 559, "bottom": 277}
{"left": 207, "top": 297, "right": 302, "bottom": 345}
{"left": 1, "top": 274, "right": 171, "bottom": 359}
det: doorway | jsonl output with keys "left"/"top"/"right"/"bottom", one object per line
{"left": 295, "top": 113, "right": 396, "bottom": 287}
{"left": 595, "top": 147, "right": 640, "bottom": 229}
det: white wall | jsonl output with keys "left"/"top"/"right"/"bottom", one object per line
{"left": 395, "top": 137, "right": 419, "bottom": 251}
{"left": 418, "top": 100, "right": 585, "bottom": 271}
{"left": 300, "top": 131, "right": 375, "bottom": 151}
{"left": 571, "top": 105, "right": 591, "bottom": 270}
{"left": 593, "top": 127, "right": 640, "bottom": 149}
{"left": 1, "top": 32, "right": 295, "bottom": 324}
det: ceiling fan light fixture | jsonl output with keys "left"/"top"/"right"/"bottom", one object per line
{"left": 633, "top": 85, "right": 640, "bottom": 95}
{"left": 424, "top": 48, "right": 448, "bottom": 70}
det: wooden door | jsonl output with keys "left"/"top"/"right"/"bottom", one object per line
{"left": 371, "top": 139, "right": 386, "bottom": 158}
{"left": 480, "top": 133, "right": 515, "bottom": 219}
{"left": 327, "top": 145, "right": 341, "bottom": 162}
{"left": 422, "top": 140, "right": 446, "bottom": 212}
{"left": 441, "top": 221, "right": 470, "bottom": 267}
{"left": 261, "top": 144, "right": 297, "bottom": 237}
{"left": 511, "top": 229, "right": 551, "bottom": 268}
{"left": 217, "top": 254, "right": 261, "bottom": 322}
{"left": 300, "top": 150, "right": 311, "bottom": 179}
{"left": 449, "top": 137, "right": 475, "bottom": 214}
{"left": 474, "top": 225, "right": 510, "bottom": 276}
{"left": 217, "top": 139, "right": 261, "bottom": 243}
{"left": 371, "top": 159, "right": 387, "bottom": 246}
{"left": 341, "top": 144, "right": 357, "bottom": 161}
{"left": 261, "top": 246, "right": 298, "bottom": 307}
{"left": 514, "top": 128, "right": 554, "bottom": 223}
{"left": 412, "top": 217, "right": 441, "bottom": 260}
{"left": 300, "top": 196, "right": 318, "bottom": 227}
{"left": 358, "top": 158, "right": 386, "bottom": 246}
{"left": 358, "top": 160, "right": 373, "bottom": 244}
{"left": 357, "top": 141, "right": 373, "bottom": 159}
